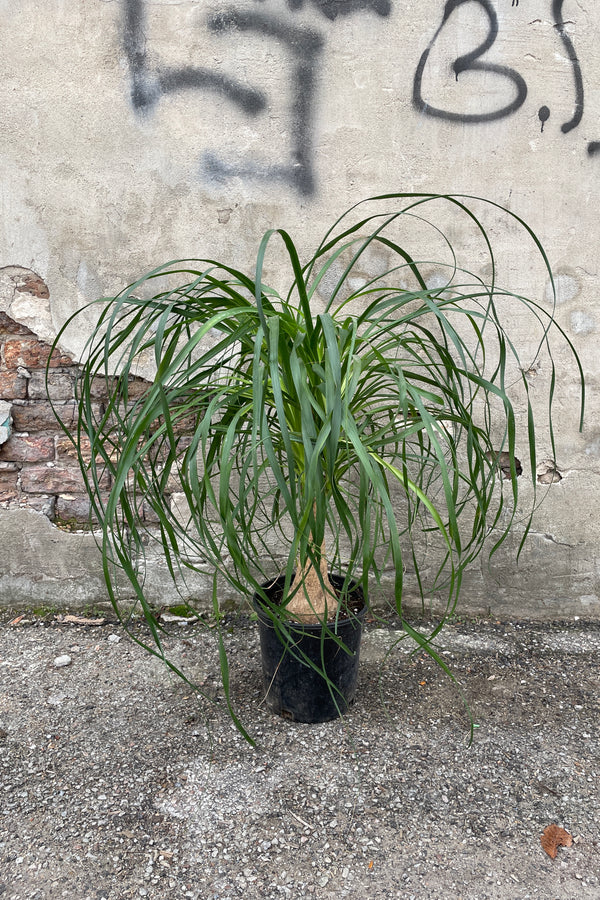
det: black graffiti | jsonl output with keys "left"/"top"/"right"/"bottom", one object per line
{"left": 414, "top": 0, "right": 599, "bottom": 157}
{"left": 207, "top": 8, "right": 324, "bottom": 196}
{"left": 122, "top": 0, "right": 600, "bottom": 196}
{"left": 552, "top": 0, "right": 584, "bottom": 134}
{"left": 122, "top": 0, "right": 265, "bottom": 115}
{"left": 277, "top": 0, "right": 391, "bottom": 21}
{"left": 413, "top": 0, "right": 528, "bottom": 123}
{"left": 122, "top": 0, "right": 392, "bottom": 196}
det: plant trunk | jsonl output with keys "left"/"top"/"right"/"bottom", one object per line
{"left": 286, "top": 540, "right": 339, "bottom": 625}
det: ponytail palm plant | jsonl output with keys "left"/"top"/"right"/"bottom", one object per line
{"left": 55, "top": 193, "right": 583, "bottom": 736}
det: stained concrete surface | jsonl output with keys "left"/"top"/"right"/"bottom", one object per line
{"left": 0, "top": 611, "right": 599, "bottom": 899}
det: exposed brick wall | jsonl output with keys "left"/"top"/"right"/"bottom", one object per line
{"left": 0, "top": 271, "right": 173, "bottom": 530}
{"left": 0, "top": 303, "right": 100, "bottom": 524}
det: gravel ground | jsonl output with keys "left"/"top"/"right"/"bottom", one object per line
{"left": 0, "top": 610, "right": 599, "bottom": 900}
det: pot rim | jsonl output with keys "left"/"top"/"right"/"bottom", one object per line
{"left": 252, "top": 571, "right": 366, "bottom": 633}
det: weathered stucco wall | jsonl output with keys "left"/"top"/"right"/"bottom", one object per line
{"left": 0, "top": 0, "right": 598, "bottom": 617}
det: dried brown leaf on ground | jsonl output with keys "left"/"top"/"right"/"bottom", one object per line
{"left": 541, "top": 824, "right": 573, "bottom": 859}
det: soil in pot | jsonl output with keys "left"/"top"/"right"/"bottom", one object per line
{"left": 254, "top": 573, "right": 366, "bottom": 723}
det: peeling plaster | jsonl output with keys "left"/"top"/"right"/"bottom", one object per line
{"left": 537, "top": 459, "right": 563, "bottom": 484}
{"left": 0, "top": 267, "right": 54, "bottom": 343}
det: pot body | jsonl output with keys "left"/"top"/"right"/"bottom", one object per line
{"left": 254, "top": 573, "right": 366, "bottom": 723}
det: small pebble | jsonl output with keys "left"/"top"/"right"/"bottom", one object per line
{"left": 53, "top": 655, "right": 72, "bottom": 668}
{"left": 107, "top": 634, "right": 121, "bottom": 644}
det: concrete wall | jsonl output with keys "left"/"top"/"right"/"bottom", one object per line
{"left": 0, "top": 0, "right": 598, "bottom": 618}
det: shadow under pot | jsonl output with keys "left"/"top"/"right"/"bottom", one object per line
{"left": 253, "top": 573, "right": 366, "bottom": 723}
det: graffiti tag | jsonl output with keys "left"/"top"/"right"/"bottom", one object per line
{"left": 122, "top": 0, "right": 599, "bottom": 196}
{"left": 122, "top": 0, "right": 389, "bottom": 196}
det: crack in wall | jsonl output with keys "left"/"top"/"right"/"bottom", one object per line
{"left": 530, "top": 532, "right": 575, "bottom": 549}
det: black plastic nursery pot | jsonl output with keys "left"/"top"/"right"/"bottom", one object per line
{"left": 254, "top": 573, "right": 366, "bottom": 723}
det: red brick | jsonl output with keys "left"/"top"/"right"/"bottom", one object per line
{"left": 16, "top": 273, "right": 50, "bottom": 299}
{"left": 25, "top": 495, "right": 56, "bottom": 518}
{"left": 0, "top": 466, "right": 19, "bottom": 499}
{"left": 0, "top": 434, "right": 55, "bottom": 463}
{"left": 28, "top": 370, "right": 77, "bottom": 401}
{"left": 87, "top": 374, "right": 149, "bottom": 401}
{"left": 0, "top": 312, "right": 34, "bottom": 337}
{"left": 19, "top": 464, "right": 99, "bottom": 495}
{"left": 56, "top": 494, "right": 114, "bottom": 525}
{"left": 11, "top": 401, "right": 77, "bottom": 432}
{"left": 55, "top": 495, "right": 95, "bottom": 524}
{"left": 3, "top": 339, "right": 74, "bottom": 370}
{"left": 0, "top": 371, "right": 27, "bottom": 400}
{"left": 55, "top": 434, "right": 92, "bottom": 464}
